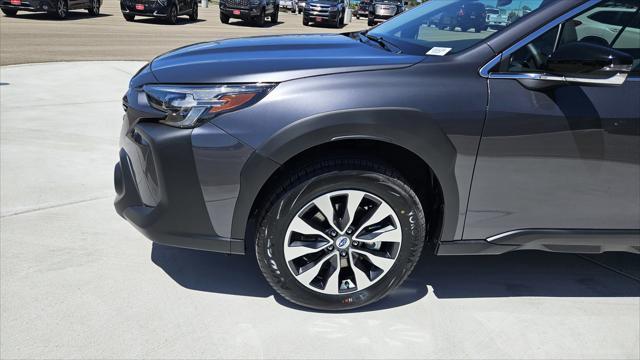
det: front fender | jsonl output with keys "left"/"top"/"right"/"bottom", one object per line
{"left": 230, "top": 107, "right": 460, "bottom": 244}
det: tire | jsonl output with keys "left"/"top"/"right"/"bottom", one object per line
{"left": 355, "top": 13, "right": 359, "bottom": 19}
{"left": 255, "top": 158, "right": 426, "bottom": 311}
{"left": 302, "top": 17, "right": 309, "bottom": 26}
{"left": 2, "top": 8, "right": 18, "bottom": 16}
{"left": 335, "top": 11, "right": 343, "bottom": 28}
{"left": 189, "top": 1, "right": 198, "bottom": 21}
{"left": 220, "top": 11, "right": 229, "bottom": 23}
{"left": 270, "top": 6, "right": 278, "bottom": 23}
{"left": 254, "top": 7, "right": 265, "bottom": 26}
{"left": 474, "top": 27, "right": 481, "bottom": 33}
{"left": 367, "top": 17, "right": 374, "bottom": 26}
{"left": 123, "top": 13, "right": 135, "bottom": 21}
{"left": 166, "top": 4, "right": 178, "bottom": 24}
{"left": 88, "top": 0, "right": 100, "bottom": 16}
{"left": 52, "top": 0, "right": 68, "bottom": 19}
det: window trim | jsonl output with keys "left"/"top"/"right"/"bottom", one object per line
{"left": 478, "top": 0, "right": 602, "bottom": 79}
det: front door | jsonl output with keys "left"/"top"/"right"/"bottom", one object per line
{"left": 464, "top": 0, "right": 640, "bottom": 240}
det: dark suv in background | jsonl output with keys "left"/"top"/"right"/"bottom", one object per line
{"left": 1, "top": 0, "right": 101, "bottom": 18}
{"left": 303, "top": 0, "right": 347, "bottom": 27}
{"left": 355, "top": 0, "right": 370, "bottom": 19}
{"left": 430, "top": 0, "right": 487, "bottom": 32}
{"left": 219, "top": 0, "right": 279, "bottom": 26}
{"left": 116, "top": 0, "right": 640, "bottom": 311}
{"left": 367, "top": 0, "right": 404, "bottom": 26}
{"left": 120, "top": 0, "right": 198, "bottom": 24}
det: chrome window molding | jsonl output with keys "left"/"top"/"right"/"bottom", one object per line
{"left": 479, "top": 0, "right": 602, "bottom": 79}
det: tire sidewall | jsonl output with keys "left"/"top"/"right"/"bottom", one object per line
{"left": 256, "top": 170, "right": 424, "bottom": 311}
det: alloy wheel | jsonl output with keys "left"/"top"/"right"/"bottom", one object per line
{"left": 283, "top": 190, "right": 402, "bottom": 295}
{"left": 57, "top": 0, "right": 68, "bottom": 18}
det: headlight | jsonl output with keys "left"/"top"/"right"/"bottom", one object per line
{"left": 143, "top": 84, "right": 275, "bottom": 128}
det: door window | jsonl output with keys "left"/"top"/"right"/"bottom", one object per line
{"left": 500, "top": 0, "right": 640, "bottom": 75}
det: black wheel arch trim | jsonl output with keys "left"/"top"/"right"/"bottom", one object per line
{"left": 229, "top": 107, "right": 460, "bottom": 247}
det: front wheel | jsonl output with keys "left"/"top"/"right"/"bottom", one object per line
{"left": 220, "top": 11, "right": 229, "bottom": 23}
{"left": 254, "top": 7, "right": 265, "bottom": 26}
{"left": 123, "top": 13, "right": 135, "bottom": 21}
{"left": 189, "top": 1, "right": 198, "bottom": 20}
{"left": 166, "top": 4, "right": 178, "bottom": 24}
{"left": 52, "top": 0, "right": 68, "bottom": 19}
{"left": 270, "top": 6, "right": 278, "bottom": 23}
{"left": 2, "top": 8, "right": 18, "bottom": 16}
{"left": 367, "top": 17, "right": 374, "bottom": 26}
{"left": 302, "top": 17, "right": 309, "bottom": 26}
{"left": 335, "top": 11, "right": 343, "bottom": 28}
{"left": 87, "top": 0, "right": 100, "bottom": 15}
{"left": 255, "top": 158, "right": 426, "bottom": 311}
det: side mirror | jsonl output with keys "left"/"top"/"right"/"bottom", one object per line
{"left": 547, "top": 42, "right": 633, "bottom": 83}
{"left": 518, "top": 42, "right": 633, "bottom": 91}
{"left": 403, "top": 1, "right": 408, "bottom": 5}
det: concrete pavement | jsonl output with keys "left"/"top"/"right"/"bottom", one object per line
{"left": 0, "top": 62, "right": 639, "bottom": 359}
{"left": 0, "top": 0, "right": 369, "bottom": 65}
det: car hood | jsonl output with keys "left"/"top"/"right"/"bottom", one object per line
{"left": 149, "top": 34, "right": 424, "bottom": 83}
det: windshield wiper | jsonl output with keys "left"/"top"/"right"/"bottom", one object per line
{"left": 360, "top": 33, "right": 402, "bottom": 54}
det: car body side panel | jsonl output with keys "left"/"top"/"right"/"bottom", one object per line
{"left": 465, "top": 78, "right": 640, "bottom": 239}
{"left": 214, "top": 45, "right": 494, "bottom": 242}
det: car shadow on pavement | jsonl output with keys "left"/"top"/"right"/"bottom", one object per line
{"left": 134, "top": 18, "right": 206, "bottom": 25}
{"left": 151, "top": 243, "right": 640, "bottom": 312}
{"left": 4, "top": 12, "right": 112, "bottom": 21}
{"left": 225, "top": 20, "right": 284, "bottom": 27}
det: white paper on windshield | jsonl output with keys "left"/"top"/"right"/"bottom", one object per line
{"left": 426, "top": 47, "right": 452, "bottom": 56}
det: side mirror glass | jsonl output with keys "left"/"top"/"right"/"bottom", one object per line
{"left": 546, "top": 42, "right": 633, "bottom": 79}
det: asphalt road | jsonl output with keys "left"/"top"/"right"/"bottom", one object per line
{"left": 1, "top": 61, "right": 639, "bottom": 359}
{"left": 0, "top": 0, "right": 369, "bottom": 65}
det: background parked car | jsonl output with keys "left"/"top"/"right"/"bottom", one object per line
{"left": 120, "top": 0, "right": 198, "bottom": 24}
{"left": 485, "top": 6, "right": 508, "bottom": 29}
{"left": 296, "top": 0, "right": 304, "bottom": 12}
{"left": 430, "top": 0, "right": 487, "bottom": 32}
{"left": 1, "top": 0, "right": 101, "bottom": 18}
{"left": 220, "top": 0, "right": 279, "bottom": 26}
{"left": 303, "top": 0, "right": 347, "bottom": 27}
{"left": 355, "top": 0, "right": 369, "bottom": 19}
{"left": 576, "top": 6, "right": 640, "bottom": 49}
{"left": 280, "top": 0, "right": 296, "bottom": 12}
{"left": 367, "top": 0, "right": 403, "bottom": 26}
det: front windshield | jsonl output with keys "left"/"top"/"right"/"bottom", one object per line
{"left": 367, "top": 0, "right": 555, "bottom": 56}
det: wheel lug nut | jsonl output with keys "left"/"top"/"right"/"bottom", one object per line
{"left": 340, "top": 251, "right": 347, "bottom": 257}
{"left": 330, "top": 230, "right": 337, "bottom": 237}
{"left": 352, "top": 241, "right": 359, "bottom": 246}
{"left": 346, "top": 228, "right": 353, "bottom": 235}
{"left": 327, "top": 245, "right": 334, "bottom": 251}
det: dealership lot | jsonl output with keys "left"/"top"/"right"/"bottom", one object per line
{"left": 0, "top": 61, "right": 639, "bottom": 359}
{"left": 0, "top": 0, "right": 369, "bottom": 65}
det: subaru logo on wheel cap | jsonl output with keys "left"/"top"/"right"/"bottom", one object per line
{"left": 336, "top": 236, "right": 350, "bottom": 249}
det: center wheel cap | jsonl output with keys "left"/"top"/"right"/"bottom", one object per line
{"left": 335, "top": 235, "right": 350, "bottom": 250}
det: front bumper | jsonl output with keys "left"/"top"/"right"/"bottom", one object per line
{"left": 0, "top": 0, "right": 54, "bottom": 12}
{"left": 302, "top": 9, "right": 340, "bottom": 23}
{"left": 114, "top": 116, "right": 248, "bottom": 254}
{"left": 220, "top": 5, "right": 259, "bottom": 19}
{"left": 120, "top": 1, "right": 169, "bottom": 17}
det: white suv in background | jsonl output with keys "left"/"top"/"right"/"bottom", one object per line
{"left": 577, "top": 6, "right": 639, "bottom": 48}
